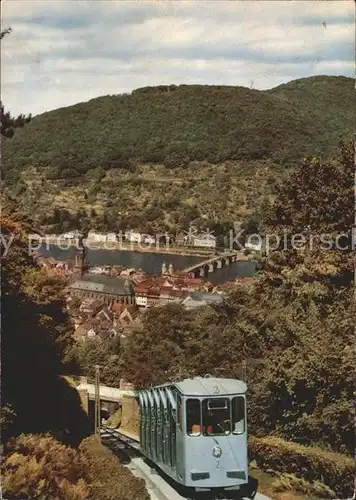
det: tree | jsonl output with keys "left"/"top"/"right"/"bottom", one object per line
{"left": 2, "top": 434, "right": 89, "bottom": 499}
{"left": 122, "top": 303, "right": 233, "bottom": 388}
{"left": 122, "top": 142, "right": 354, "bottom": 454}
{"left": 1, "top": 28, "right": 31, "bottom": 138}
{"left": 1, "top": 104, "right": 32, "bottom": 138}
{"left": 1, "top": 202, "right": 89, "bottom": 445}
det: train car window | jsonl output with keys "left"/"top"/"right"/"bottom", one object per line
{"left": 202, "top": 398, "right": 231, "bottom": 436}
{"left": 232, "top": 396, "right": 245, "bottom": 434}
{"left": 177, "top": 395, "right": 182, "bottom": 428}
{"left": 186, "top": 399, "right": 201, "bottom": 436}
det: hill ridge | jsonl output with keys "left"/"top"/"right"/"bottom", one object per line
{"left": 2, "top": 75, "right": 353, "bottom": 233}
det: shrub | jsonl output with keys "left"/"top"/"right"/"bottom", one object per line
{"left": 2, "top": 434, "right": 150, "bottom": 500}
{"left": 78, "top": 436, "right": 149, "bottom": 500}
{"left": 107, "top": 408, "right": 122, "bottom": 429}
{"left": 248, "top": 435, "right": 355, "bottom": 498}
{"left": 2, "top": 434, "right": 89, "bottom": 500}
{"left": 120, "top": 396, "right": 140, "bottom": 437}
{"left": 272, "top": 473, "right": 335, "bottom": 498}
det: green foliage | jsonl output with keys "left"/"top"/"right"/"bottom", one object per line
{"left": 264, "top": 140, "right": 354, "bottom": 237}
{"left": 2, "top": 434, "right": 90, "bottom": 499}
{"left": 9, "top": 160, "right": 282, "bottom": 234}
{"left": 4, "top": 77, "right": 352, "bottom": 182}
{"left": 1, "top": 104, "right": 32, "bottom": 138}
{"left": 107, "top": 408, "right": 122, "bottom": 429}
{"left": 248, "top": 436, "right": 355, "bottom": 498}
{"left": 2, "top": 76, "right": 353, "bottom": 232}
{"left": 122, "top": 303, "right": 230, "bottom": 387}
{"left": 72, "top": 340, "right": 124, "bottom": 387}
{"left": 1, "top": 29, "right": 32, "bottom": 138}
{"left": 271, "top": 473, "right": 335, "bottom": 498}
{"left": 78, "top": 436, "right": 150, "bottom": 500}
{"left": 1, "top": 201, "right": 89, "bottom": 445}
{"left": 122, "top": 142, "right": 354, "bottom": 456}
{"left": 2, "top": 434, "right": 150, "bottom": 500}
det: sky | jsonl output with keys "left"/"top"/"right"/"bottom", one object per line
{"left": 1, "top": 0, "right": 354, "bottom": 116}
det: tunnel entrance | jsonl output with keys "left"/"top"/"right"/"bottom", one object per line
{"left": 88, "top": 399, "right": 120, "bottom": 430}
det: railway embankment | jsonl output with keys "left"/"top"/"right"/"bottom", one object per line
{"left": 116, "top": 396, "right": 355, "bottom": 499}
{"left": 248, "top": 435, "right": 355, "bottom": 499}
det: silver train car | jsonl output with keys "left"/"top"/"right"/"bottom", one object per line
{"left": 138, "top": 376, "right": 257, "bottom": 498}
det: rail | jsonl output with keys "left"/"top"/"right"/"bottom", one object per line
{"left": 101, "top": 427, "right": 270, "bottom": 500}
{"left": 101, "top": 427, "right": 185, "bottom": 500}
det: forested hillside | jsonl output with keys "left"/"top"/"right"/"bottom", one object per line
{"left": 0, "top": 195, "right": 150, "bottom": 500}
{"left": 2, "top": 76, "right": 353, "bottom": 233}
{"left": 72, "top": 140, "right": 354, "bottom": 497}
{"left": 122, "top": 141, "right": 354, "bottom": 457}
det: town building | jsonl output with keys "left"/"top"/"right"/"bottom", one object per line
{"left": 62, "top": 231, "right": 80, "bottom": 240}
{"left": 70, "top": 244, "right": 135, "bottom": 306}
{"left": 70, "top": 275, "right": 135, "bottom": 306}
{"left": 86, "top": 231, "right": 117, "bottom": 243}
{"left": 132, "top": 274, "right": 212, "bottom": 309}
{"left": 192, "top": 234, "right": 217, "bottom": 248}
{"left": 73, "top": 302, "right": 141, "bottom": 343}
{"left": 88, "top": 266, "right": 111, "bottom": 275}
{"left": 159, "top": 287, "right": 188, "bottom": 305}
{"left": 125, "top": 231, "right": 142, "bottom": 243}
{"left": 124, "top": 231, "right": 156, "bottom": 245}
{"left": 244, "top": 235, "right": 262, "bottom": 252}
{"left": 175, "top": 231, "right": 216, "bottom": 248}
{"left": 181, "top": 291, "right": 224, "bottom": 310}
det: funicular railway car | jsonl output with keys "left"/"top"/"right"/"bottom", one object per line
{"left": 138, "top": 376, "right": 257, "bottom": 498}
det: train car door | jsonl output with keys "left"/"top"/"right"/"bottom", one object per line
{"left": 138, "top": 393, "right": 145, "bottom": 453}
{"left": 175, "top": 393, "right": 185, "bottom": 483}
{"left": 141, "top": 392, "right": 149, "bottom": 455}
{"left": 166, "top": 387, "right": 177, "bottom": 474}
{"left": 147, "top": 391, "right": 155, "bottom": 461}
{"left": 159, "top": 389, "right": 169, "bottom": 467}
{"left": 153, "top": 391, "right": 161, "bottom": 463}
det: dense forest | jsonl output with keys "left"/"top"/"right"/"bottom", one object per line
{"left": 75, "top": 141, "right": 354, "bottom": 458}
{"left": 3, "top": 76, "right": 353, "bottom": 180}
{"left": 3, "top": 21, "right": 354, "bottom": 498}
{"left": 0, "top": 28, "right": 149, "bottom": 500}
{"left": 2, "top": 76, "right": 354, "bottom": 234}
{"left": 1, "top": 194, "right": 150, "bottom": 500}
{"left": 108, "top": 141, "right": 354, "bottom": 456}
{"left": 72, "top": 141, "right": 355, "bottom": 497}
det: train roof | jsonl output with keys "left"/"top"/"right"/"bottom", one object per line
{"left": 155, "top": 377, "right": 247, "bottom": 396}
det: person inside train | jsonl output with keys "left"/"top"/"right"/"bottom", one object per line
{"left": 186, "top": 399, "right": 201, "bottom": 436}
{"left": 191, "top": 423, "right": 201, "bottom": 435}
{"left": 203, "top": 404, "right": 231, "bottom": 435}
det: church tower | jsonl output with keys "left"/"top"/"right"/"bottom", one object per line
{"left": 162, "top": 262, "right": 167, "bottom": 276}
{"left": 73, "top": 237, "right": 87, "bottom": 279}
{"left": 124, "top": 278, "right": 135, "bottom": 304}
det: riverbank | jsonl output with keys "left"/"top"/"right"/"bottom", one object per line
{"left": 43, "top": 237, "right": 220, "bottom": 258}
{"left": 39, "top": 244, "right": 257, "bottom": 286}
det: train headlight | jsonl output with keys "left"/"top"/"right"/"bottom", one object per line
{"left": 212, "top": 445, "right": 222, "bottom": 458}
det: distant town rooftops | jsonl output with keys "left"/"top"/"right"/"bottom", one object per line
{"left": 70, "top": 274, "right": 134, "bottom": 296}
{"left": 189, "top": 291, "right": 223, "bottom": 303}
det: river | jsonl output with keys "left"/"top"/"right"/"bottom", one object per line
{"left": 39, "top": 245, "right": 256, "bottom": 285}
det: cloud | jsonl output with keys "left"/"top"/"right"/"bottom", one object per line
{"left": 1, "top": 0, "right": 354, "bottom": 116}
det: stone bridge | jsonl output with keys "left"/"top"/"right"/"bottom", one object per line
{"left": 182, "top": 251, "right": 247, "bottom": 278}
{"left": 76, "top": 380, "right": 136, "bottom": 419}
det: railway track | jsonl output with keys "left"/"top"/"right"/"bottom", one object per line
{"left": 101, "top": 427, "right": 185, "bottom": 500}
{"left": 101, "top": 427, "right": 270, "bottom": 500}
